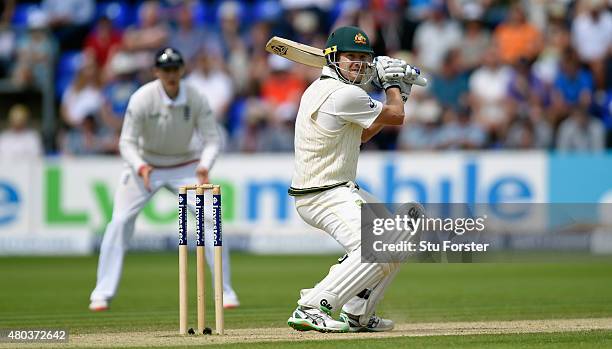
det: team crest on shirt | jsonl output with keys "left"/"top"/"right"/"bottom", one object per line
{"left": 184, "top": 106, "right": 191, "bottom": 121}
{"left": 354, "top": 33, "right": 367, "bottom": 45}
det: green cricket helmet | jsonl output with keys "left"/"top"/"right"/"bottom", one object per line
{"left": 324, "top": 26, "right": 374, "bottom": 56}
{"left": 323, "top": 26, "right": 375, "bottom": 85}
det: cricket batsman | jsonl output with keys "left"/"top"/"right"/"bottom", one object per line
{"left": 89, "top": 47, "right": 240, "bottom": 311}
{"left": 286, "top": 26, "right": 420, "bottom": 332}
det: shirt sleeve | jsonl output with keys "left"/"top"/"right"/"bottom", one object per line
{"left": 119, "top": 94, "right": 147, "bottom": 172}
{"left": 332, "top": 85, "right": 382, "bottom": 129}
{"left": 195, "top": 96, "right": 221, "bottom": 170}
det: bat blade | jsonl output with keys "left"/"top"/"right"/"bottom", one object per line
{"left": 265, "top": 36, "right": 427, "bottom": 87}
{"left": 265, "top": 36, "right": 326, "bottom": 68}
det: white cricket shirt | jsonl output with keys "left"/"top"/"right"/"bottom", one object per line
{"left": 119, "top": 79, "right": 220, "bottom": 171}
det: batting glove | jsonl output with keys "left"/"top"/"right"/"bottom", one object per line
{"left": 372, "top": 56, "right": 406, "bottom": 90}
{"left": 402, "top": 64, "right": 421, "bottom": 85}
{"left": 399, "top": 80, "right": 412, "bottom": 103}
{"left": 398, "top": 64, "right": 422, "bottom": 103}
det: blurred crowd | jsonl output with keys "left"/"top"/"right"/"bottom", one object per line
{"left": 0, "top": 0, "right": 611, "bottom": 159}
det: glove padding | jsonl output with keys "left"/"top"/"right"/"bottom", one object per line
{"left": 372, "top": 56, "right": 406, "bottom": 90}
{"left": 399, "top": 64, "right": 421, "bottom": 103}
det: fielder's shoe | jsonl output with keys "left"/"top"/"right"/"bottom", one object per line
{"left": 88, "top": 299, "right": 109, "bottom": 312}
{"left": 223, "top": 291, "right": 240, "bottom": 309}
{"left": 287, "top": 306, "right": 349, "bottom": 333}
{"left": 339, "top": 312, "right": 394, "bottom": 332}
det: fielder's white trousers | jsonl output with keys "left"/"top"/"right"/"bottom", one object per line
{"left": 90, "top": 162, "right": 237, "bottom": 302}
{"left": 294, "top": 183, "right": 400, "bottom": 324}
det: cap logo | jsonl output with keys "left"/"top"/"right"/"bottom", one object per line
{"left": 354, "top": 33, "right": 367, "bottom": 45}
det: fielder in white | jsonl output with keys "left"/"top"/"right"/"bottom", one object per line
{"left": 286, "top": 26, "right": 420, "bottom": 332}
{"left": 89, "top": 48, "right": 240, "bottom": 311}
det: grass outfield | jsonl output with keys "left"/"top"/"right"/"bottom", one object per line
{"left": 155, "top": 330, "right": 612, "bottom": 349}
{"left": 0, "top": 253, "right": 611, "bottom": 347}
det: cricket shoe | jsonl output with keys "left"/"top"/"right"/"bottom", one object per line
{"left": 339, "top": 312, "right": 394, "bottom": 332}
{"left": 223, "top": 290, "right": 240, "bottom": 309}
{"left": 287, "top": 306, "right": 349, "bottom": 333}
{"left": 88, "top": 299, "right": 109, "bottom": 312}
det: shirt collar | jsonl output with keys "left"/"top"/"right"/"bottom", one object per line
{"left": 157, "top": 79, "right": 187, "bottom": 107}
{"left": 321, "top": 66, "right": 339, "bottom": 80}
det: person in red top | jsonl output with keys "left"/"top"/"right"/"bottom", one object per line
{"left": 84, "top": 16, "right": 123, "bottom": 68}
{"left": 494, "top": 3, "right": 542, "bottom": 64}
{"left": 260, "top": 55, "right": 306, "bottom": 108}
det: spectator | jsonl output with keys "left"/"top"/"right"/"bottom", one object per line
{"left": 331, "top": 0, "right": 377, "bottom": 47}
{"left": 494, "top": 3, "right": 542, "bottom": 65}
{"left": 41, "top": 0, "right": 94, "bottom": 50}
{"left": 61, "top": 115, "right": 115, "bottom": 155}
{"left": 550, "top": 48, "right": 594, "bottom": 124}
{"left": 217, "top": 1, "right": 249, "bottom": 94}
{"left": 122, "top": 0, "right": 169, "bottom": 71}
{"left": 504, "top": 116, "right": 538, "bottom": 149}
{"left": 61, "top": 58, "right": 104, "bottom": 128}
{"left": 217, "top": 1, "right": 246, "bottom": 58}
{"left": 468, "top": 46, "right": 512, "bottom": 137}
{"left": 458, "top": 8, "right": 490, "bottom": 72}
{"left": 571, "top": 0, "right": 612, "bottom": 90}
{"left": 398, "top": 98, "right": 442, "bottom": 151}
{"left": 0, "top": 0, "right": 14, "bottom": 24}
{"left": 413, "top": 3, "right": 462, "bottom": 74}
{"left": 437, "top": 107, "right": 486, "bottom": 150}
{"left": 556, "top": 107, "right": 605, "bottom": 152}
{"left": 507, "top": 58, "right": 548, "bottom": 113}
{"left": 505, "top": 106, "right": 553, "bottom": 149}
{"left": 247, "top": 20, "right": 273, "bottom": 58}
{"left": 532, "top": 17, "right": 571, "bottom": 86}
{"left": 258, "top": 104, "right": 295, "bottom": 152}
{"left": 602, "top": 89, "right": 612, "bottom": 146}
{"left": 12, "top": 10, "right": 57, "bottom": 90}
{"left": 169, "top": 1, "right": 207, "bottom": 65}
{"left": 84, "top": 16, "right": 123, "bottom": 69}
{"left": 0, "top": 104, "right": 43, "bottom": 159}
{"left": 100, "top": 53, "right": 140, "bottom": 133}
{"left": 186, "top": 49, "right": 234, "bottom": 122}
{"left": 260, "top": 55, "right": 306, "bottom": 109}
{"left": 430, "top": 49, "right": 469, "bottom": 110}
{"left": 0, "top": 0, "right": 16, "bottom": 78}
{"left": 234, "top": 98, "right": 271, "bottom": 153}
{"left": 291, "top": 10, "right": 322, "bottom": 46}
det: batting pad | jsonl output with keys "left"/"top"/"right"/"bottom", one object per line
{"left": 342, "top": 267, "right": 400, "bottom": 325}
{"left": 298, "top": 250, "right": 392, "bottom": 312}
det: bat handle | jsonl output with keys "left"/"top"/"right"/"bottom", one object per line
{"left": 412, "top": 76, "right": 428, "bottom": 87}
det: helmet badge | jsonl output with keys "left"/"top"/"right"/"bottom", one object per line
{"left": 354, "top": 33, "right": 367, "bottom": 45}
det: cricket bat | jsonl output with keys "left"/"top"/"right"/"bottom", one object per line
{"left": 265, "top": 36, "right": 427, "bottom": 87}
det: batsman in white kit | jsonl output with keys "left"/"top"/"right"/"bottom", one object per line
{"left": 286, "top": 26, "right": 421, "bottom": 332}
{"left": 89, "top": 48, "right": 239, "bottom": 311}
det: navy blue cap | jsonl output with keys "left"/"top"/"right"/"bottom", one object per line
{"left": 155, "top": 47, "right": 184, "bottom": 68}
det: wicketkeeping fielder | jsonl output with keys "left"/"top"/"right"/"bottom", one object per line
{"left": 89, "top": 48, "right": 240, "bottom": 311}
{"left": 286, "top": 26, "right": 421, "bottom": 332}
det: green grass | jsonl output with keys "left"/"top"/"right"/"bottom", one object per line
{"left": 0, "top": 253, "right": 611, "bottom": 347}
{"left": 144, "top": 330, "right": 612, "bottom": 349}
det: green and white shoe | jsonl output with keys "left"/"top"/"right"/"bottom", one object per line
{"left": 288, "top": 306, "right": 349, "bottom": 333}
{"left": 339, "top": 312, "right": 394, "bottom": 332}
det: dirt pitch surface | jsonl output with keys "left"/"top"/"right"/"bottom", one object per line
{"left": 2, "top": 317, "right": 612, "bottom": 348}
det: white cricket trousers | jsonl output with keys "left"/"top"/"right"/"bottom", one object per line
{"left": 294, "top": 183, "right": 400, "bottom": 325}
{"left": 90, "top": 162, "right": 237, "bottom": 302}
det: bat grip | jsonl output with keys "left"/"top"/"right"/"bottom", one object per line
{"left": 411, "top": 76, "right": 428, "bottom": 87}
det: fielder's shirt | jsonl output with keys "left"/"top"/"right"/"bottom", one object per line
{"left": 119, "top": 79, "right": 220, "bottom": 171}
